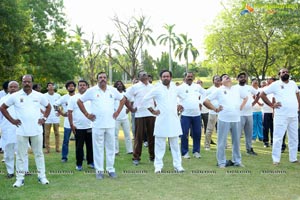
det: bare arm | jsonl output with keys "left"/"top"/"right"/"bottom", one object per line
{"left": 0, "top": 103, "right": 21, "bottom": 127}
{"left": 68, "top": 110, "right": 76, "bottom": 134}
{"left": 203, "top": 99, "right": 223, "bottom": 113}
{"left": 113, "top": 97, "right": 126, "bottom": 119}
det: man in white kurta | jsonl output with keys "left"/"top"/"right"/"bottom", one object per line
{"left": 0, "top": 75, "right": 51, "bottom": 187}
{"left": 143, "top": 70, "right": 185, "bottom": 173}
{"left": 260, "top": 68, "right": 300, "bottom": 164}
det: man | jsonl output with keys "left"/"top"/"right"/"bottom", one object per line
{"left": 204, "top": 75, "right": 221, "bottom": 150}
{"left": 204, "top": 74, "right": 248, "bottom": 168}
{"left": 77, "top": 72, "right": 126, "bottom": 179}
{"left": 54, "top": 80, "right": 76, "bottom": 162}
{"left": 0, "top": 81, "right": 29, "bottom": 178}
{"left": 260, "top": 68, "right": 300, "bottom": 165}
{"left": 251, "top": 79, "right": 264, "bottom": 141}
{"left": 68, "top": 80, "right": 93, "bottom": 171}
{"left": 237, "top": 72, "right": 258, "bottom": 155}
{"left": 125, "top": 71, "right": 156, "bottom": 165}
{"left": 113, "top": 80, "right": 133, "bottom": 155}
{"left": 177, "top": 72, "right": 206, "bottom": 159}
{"left": 0, "top": 74, "right": 51, "bottom": 187}
{"left": 44, "top": 82, "right": 61, "bottom": 153}
{"left": 0, "top": 81, "right": 9, "bottom": 153}
{"left": 143, "top": 70, "right": 185, "bottom": 173}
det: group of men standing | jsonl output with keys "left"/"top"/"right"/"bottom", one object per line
{"left": 0, "top": 67, "right": 299, "bottom": 187}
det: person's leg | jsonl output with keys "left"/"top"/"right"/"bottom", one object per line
{"left": 169, "top": 136, "right": 183, "bottom": 170}
{"left": 5, "top": 143, "right": 15, "bottom": 175}
{"left": 53, "top": 123, "right": 60, "bottom": 152}
{"left": 216, "top": 120, "right": 230, "bottom": 167}
{"left": 191, "top": 115, "right": 201, "bottom": 154}
{"left": 85, "top": 128, "right": 94, "bottom": 165}
{"left": 132, "top": 117, "right": 145, "bottom": 161}
{"left": 252, "top": 112, "right": 258, "bottom": 140}
{"left": 205, "top": 114, "right": 217, "bottom": 149}
{"left": 201, "top": 113, "right": 209, "bottom": 134}
{"left": 146, "top": 117, "right": 155, "bottom": 161}
{"left": 105, "top": 127, "right": 116, "bottom": 173}
{"left": 75, "top": 129, "right": 85, "bottom": 167}
{"left": 272, "top": 115, "right": 288, "bottom": 163}
{"left": 154, "top": 137, "right": 166, "bottom": 171}
{"left": 180, "top": 116, "right": 190, "bottom": 156}
{"left": 61, "top": 127, "right": 72, "bottom": 161}
{"left": 30, "top": 134, "right": 47, "bottom": 179}
{"left": 263, "top": 113, "right": 270, "bottom": 146}
{"left": 114, "top": 120, "right": 121, "bottom": 154}
{"left": 244, "top": 116, "right": 254, "bottom": 151}
{"left": 16, "top": 136, "right": 28, "bottom": 181}
{"left": 44, "top": 123, "right": 51, "bottom": 153}
{"left": 257, "top": 112, "right": 264, "bottom": 140}
{"left": 287, "top": 116, "right": 298, "bottom": 162}
{"left": 231, "top": 122, "right": 242, "bottom": 165}
{"left": 122, "top": 119, "right": 133, "bottom": 153}
{"left": 92, "top": 128, "right": 105, "bottom": 172}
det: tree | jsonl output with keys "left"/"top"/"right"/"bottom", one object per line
{"left": 157, "top": 24, "right": 178, "bottom": 72}
{"left": 175, "top": 33, "right": 199, "bottom": 73}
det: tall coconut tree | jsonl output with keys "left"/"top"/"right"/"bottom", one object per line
{"left": 175, "top": 33, "right": 199, "bottom": 73}
{"left": 102, "top": 34, "right": 119, "bottom": 84}
{"left": 157, "top": 24, "right": 178, "bottom": 72}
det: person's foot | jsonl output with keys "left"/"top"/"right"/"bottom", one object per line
{"left": 108, "top": 172, "right": 117, "bottom": 179}
{"left": 61, "top": 159, "right": 67, "bottom": 163}
{"left": 143, "top": 141, "right": 148, "bottom": 147}
{"left": 96, "top": 172, "right": 104, "bottom": 180}
{"left": 133, "top": 160, "right": 139, "bottom": 165}
{"left": 210, "top": 140, "right": 216, "bottom": 145}
{"left": 193, "top": 152, "right": 201, "bottom": 159}
{"left": 154, "top": 168, "right": 162, "bottom": 174}
{"left": 247, "top": 148, "right": 257, "bottom": 156}
{"left": 182, "top": 153, "right": 190, "bottom": 159}
{"left": 88, "top": 163, "right": 95, "bottom": 169}
{"left": 7, "top": 173, "right": 14, "bottom": 179}
{"left": 76, "top": 166, "right": 83, "bottom": 171}
{"left": 264, "top": 143, "right": 270, "bottom": 148}
{"left": 13, "top": 180, "right": 24, "bottom": 188}
{"left": 174, "top": 167, "right": 185, "bottom": 173}
{"left": 38, "top": 177, "right": 49, "bottom": 185}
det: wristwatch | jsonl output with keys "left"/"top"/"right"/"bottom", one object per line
{"left": 42, "top": 117, "right": 47, "bottom": 121}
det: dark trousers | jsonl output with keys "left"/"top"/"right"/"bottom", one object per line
{"left": 201, "top": 113, "right": 209, "bottom": 134}
{"left": 133, "top": 117, "right": 155, "bottom": 161}
{"left": 263, "top": 113, "right": 273, "bottom": 145}
{"left": 75, "top": 128, "right": 93, "bottom": 166}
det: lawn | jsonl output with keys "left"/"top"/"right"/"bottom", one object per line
{"left": 0, "top": 125, "right": 299, "bottom": 200}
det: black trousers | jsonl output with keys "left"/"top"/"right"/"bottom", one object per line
{"left": 75, "top": 128, "right": 93, "bottom": 166}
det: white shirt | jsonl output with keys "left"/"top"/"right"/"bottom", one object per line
{"left": 261, "top": 86, "right": 273, "bottom": 113}
{"left": 0, "top": 94, "right": 17, "bottom": 146}
{"left": 206, "top": 85, "right": 246, "bottom": 122}
{"left": 252, "top": 88, "right": 263, "bottom": 112}
{"left": 237, "top": 84, "right": 258, "bottom": 116}
{"left": 263, "top": 80, "right": 299, "bottom": 117}
{"left": 125, "top": 82, "right": 155, "bottom": 118}
{"left": 114, "top": 91, "right": 128, "bottom": 121}
{"left": 206, "top": 85, "right": 220, "bottom": 114}
{"left": 143, "top": 82, "right": 184, "bottom": 137}
{"left": 4, "top": 90, "right": 49, "bottom": 136}
{"left": 55, "top": 93, "right": 73, "bottom": 128}
{"left": 44, "top": 92, "right": 61, "bottom": 123}
{"left": 177, "top": 82, "right": 206, "bottom": 116}
{"left": 80, "top": 85, "right": 123, "bottom": 128}
{"left": 68, "top": 93, "right": 92, "bottom": 129}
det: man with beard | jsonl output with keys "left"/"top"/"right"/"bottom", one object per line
{"left": 113, "top": 80, "right": 133, "bottom": 155}
{"left": 236, "top": 72, "right": 259, "bottom": 156}
{"left": 77, "top": 72, "right": 126, "bottom": 179}
{"left": 143, "top": 70, "right": 185, "bottom": 173}
{"left": 68, "top": 80, "right": 93, "bottom": 171}
{"left": 0, "top": 75, "right": 51, "bottom": 187}
{"left": 260, "top": 68, "right": 300, "bottom": 165}
{"left": 54, "top": 80, "right": 76, "bottom": 163}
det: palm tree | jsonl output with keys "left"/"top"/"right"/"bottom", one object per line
{"left": 134, "top": 15, "right": 156, "bottom": 70}
{"left": 157, "top": 24, "right": 178, "bottom": 72}
{"left": 175, "top": 33, "right": 199, "bottom": 73}
{"left": 102, "top": 34, "right": 119, "bottom": 84}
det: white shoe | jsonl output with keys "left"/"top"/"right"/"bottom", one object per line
{"left": 205, "top": 148, "right": 210, "bottom": 151}
{"left": 13, "top": 180, "right": 24, "bottom": 188}
{"left": 38, "top": 177, "right": 49, "bottom": 185}
{"left": 174, "top": 167, "right": 185, "bottom": 173}
{"left": 193, "top": 152, "right": 201, "bottom": 158}
{"left": 154, "top": 168, "right": 162, "bottom": 174}
{"left": 182, "top": 153, "right": 190, "bottom": 159}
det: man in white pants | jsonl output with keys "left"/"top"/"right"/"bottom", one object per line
{"left": 143, "top": 70, "right": 185, "bottom": 173}
{"left": 77, "top": 72, "right": 126, "bottom": 180}
{"left": 0, "top": 81, "right": 29, "bottom": 178}
{"left": 260, "top": 68, "right": 300, "bottom": 165}
{"left": 0, "top": 74, "right": 51, "bottom": 187}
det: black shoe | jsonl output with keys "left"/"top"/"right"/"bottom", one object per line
{"left": 247, "top": 148, "right": 258, "bottom": 156}
{"left": 281, "top": 149, "right": 285, "bottom": 153}
{"left": 225, "top": 160, "right": 234, "bottom": 167}
{"left": 7, "top": 173, "right": 14, "bottom": 179}
{"left": 264, "top": 143, "right": 270, "bottom": 148}
{"left": 210, "top": 140, "right": 216, "bottom": 145}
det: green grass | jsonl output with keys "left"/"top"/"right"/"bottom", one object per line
{"left": 0, "top": 126, "right": 300, "bottom": 200}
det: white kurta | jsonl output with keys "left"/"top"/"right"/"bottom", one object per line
{"left": 143, "top": 82, "right": 184, "bottom": 137}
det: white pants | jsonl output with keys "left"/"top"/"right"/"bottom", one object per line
{"left": 115, "top": 119, "right": 133, "bottom": 153}
{"left": 92, "top": 127, "right": 115, "bottom": 173}
{"left": 273, "top": 115, "right": 298, "bottom": 162}
{"left": 16, "top": 134, "right": 46, "bottom": 181}
{"left": 154, "top": 136, "right": 182, "bottom": 170}
{"left": 4, "top": 143, "right": 28, "bottom": 174}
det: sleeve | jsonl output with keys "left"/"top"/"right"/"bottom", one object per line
{"left": 80, "top": 88, "right": 92, "bottom": 102}
{"left": 67, "top": 96, "right": 75, "bottom": 111}
{"left": 113, "top": 88, "right": 123, "bottom": 101}
{"left": 40, "top": 93, "right": 49, "bottom": 107}
{"left": 124, "top": 86, "right": 134, "bottom": 101}
{"left": 206, "top": 89, "right": 219, "bottom": 101}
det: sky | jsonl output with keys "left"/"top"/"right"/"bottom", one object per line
{"left": 63, "top": 0, "right": 227, "bottom": 62}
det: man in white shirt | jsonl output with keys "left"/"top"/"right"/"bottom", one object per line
{"left": 204, "top": 74, "right": 248, "bottom": 168}
{"left": 143, "top": 70, "right": 185, "bottom": 173}
{"left": 77, "top": 72, "right": 126, "bottom": 179}
{"left": 54, "top": 80, "right": 76, "bottom": 162}
{"left": 237, "top": 72, "right": 259, "bottom": 155}
{"left": 125, "top": 71, "right": 156, "bottom": 165}
{"left": 68, "top": 80, "right": 93, "bottom": 171}
{"left": 177, "top": 72, "right": 206, "bottom": 159}
{"left": 113, "top": 80, "right": 133, "bottom": 155}
{"left": 44, "top": 82, "right": 61, "bottom": 153}
{"left": 260, "top": 68, "right": 300, "bottom": 165}
{"left": 0, "top": 74, "right": 51, "bottom": 187}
